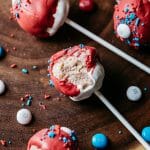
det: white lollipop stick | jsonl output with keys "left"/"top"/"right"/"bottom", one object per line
{"left": 65, "top": 18, "right": 150, "bottom": 75}
{"left": 94, "top": 91, "right": 150, "bottom": 150}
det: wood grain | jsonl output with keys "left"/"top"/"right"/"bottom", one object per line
{"left": 0, "top": 0, "right": 149, "bottom": 149}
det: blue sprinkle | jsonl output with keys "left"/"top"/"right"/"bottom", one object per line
{"left": 0, "top": 46, "right": 5, "bottom": 58}
{"left": 48, "top": 60, "right": 51, "bottom": 64}
{"left": 26, "top": 99, "right": 32, "bottom": 106}
{"left": 79, "top": 44, "right": 85, "bottom": 49}
{"left": 47, "top": 74, "right": 51, "bottom": 77}
{"left": 63, "top": 137, "right": 67, "bottom": 143}
{"left": 15, "top": 13, "right": 20, "bottom": 18}
{"left": 49, "top": 80, "right": 54, "bottom": 87}
{"left": 124, "top": 7, "right": 129, "bottom": 13}
{"left": 126, "top": 39, "right": 131, "bottom": 45}
{"left": 22, "top": 68, "right": 28, "bottom": 74}
{"left": 133, "top": 37, "right": 139, "bottom": 41}
{"left": 48, "top": 131, "right": 56, "bottom": 138}
{"left": 134, "top": 43, "right": 140, "bottom": 47}
{"left": 47, "top": 66, "right": 50, "bottom": 69}
{"left": 143, "top": 87, "right": 148, "bottom": 92}
{"left": 135, "top": 18, "right": 140, "bottom": 26}
{"left": 28, "top": 96, "right": 33, "bottom": 100}
{"left": 129, "top": 13, "right": 136, "bottom": 21}
{"left": 71, "top": 136, "right": 77, "bottom": 141}
{"left": 50, "top": 125, "right": 55, "bottom": 130}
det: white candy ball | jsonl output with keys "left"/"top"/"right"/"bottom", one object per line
{"left": 16, "top": 108, "right": 32, "bottom": 125}
{"left": 0, "top": 80, "right": 5, "bottom": 95}
{"left": 117, "top": 24, "right": 131, "bottom": 38}
{"left": 126, "top": 86, "right": 142, "bottom": 101}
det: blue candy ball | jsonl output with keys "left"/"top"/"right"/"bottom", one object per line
{"left": 92, "top": 133, "right": 108, "bottom": 149}
{"left": 141, "top": 126, "right": 150, "bottom": 142}
{"left": 0, "top": 46, "right": 5, "bottom": 58}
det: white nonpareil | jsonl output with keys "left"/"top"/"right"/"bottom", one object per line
{"left": 117, "top": 24, "right": 131, "bottom": 39}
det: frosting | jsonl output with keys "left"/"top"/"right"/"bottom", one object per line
{"left": 49, "top": 45, "right": 105, "bottom": 101}
{"left": 27, "top": 125, "right": 79, "bottom": 150}
{"left": 113, "top": 0, "right": 150, "bottom": 48}
{"left": 12, "top": 0, "right": 69, "bottom": 37}
{"left": 47, "top": 0, "right": 69, "bottom": 36}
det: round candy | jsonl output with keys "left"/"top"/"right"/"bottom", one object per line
{"left": 0, "top": 46, "right": 5, "bottom": 59}
{"left": 0, "top": 80, "right": 5, "bottom": 95}
{"left": 126, "top": 86, "right": 142, "bottom": 101}
{"left": 79, "top": 0, "right": 94, "bottom": 12}
{"left": 117, "top": 24, "right": 131, "bottom": 39}
{"left": 141, "top": 126, "right": 150, "bottom": 142}
{"left": 92, "top": 133, "right": 108, "bottom": 149}
{"left": 16, "top": 108, "right": 32, "bottom": 125}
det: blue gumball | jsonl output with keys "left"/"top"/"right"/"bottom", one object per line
{"left": 0, "top": 46, "right": 5, "bottom": 59}
{"left": 141, "top": 126, "right": 150, "bottom": 142}
{"left": 92, "top": 133, "right": 108, "bottom": 149}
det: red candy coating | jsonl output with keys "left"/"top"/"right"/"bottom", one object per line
{"left": 27, "top": 125, "right": 79, "bottom": 150}
{"left": 12, "top": 0, "right": 58, "bottom": 37}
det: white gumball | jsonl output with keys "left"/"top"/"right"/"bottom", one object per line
{"left": 0, "top": 80, "right": 5, "bottom": 95}
{"left": 16, "top": 108, "right": 32, "bottom": 125}
{"left": 126, "top": 86, "right": 142, "bottom": 101}
{"left": 117, "top": 24, "right": 131, "bottom": 39}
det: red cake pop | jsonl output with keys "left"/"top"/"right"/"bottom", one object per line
{"left": 113, "top": 0, "right": 150, "bottom": 48}
{"left": 27, "top": 125, "right": 79, "bottom": 150}
{"left": 48, "top": 44, "right": 104, "bottom": 101}
{"left": 12, "top": 0, "right": 69, "bottom": 37}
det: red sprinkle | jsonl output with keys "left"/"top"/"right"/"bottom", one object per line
{"left": 10, "top": 64, "right": 17, "bottom": 68}
{"left": 20, "top": 97, "right": 24, "bottom": 101}
{"left": 10, "top": 34, "right": 14, "bottom": 38}
{"left": 44, "top": 94, "right": 51, "bottom": 99}
{"left": 0, "top": 140, "right": 6, "bottom": 146}
{"left": 13, "top": 47, "right": 17, "bottom": 51}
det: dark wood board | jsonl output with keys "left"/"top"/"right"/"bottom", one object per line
{"left": 0, "top": 0, "right": 150, "bottom": 149}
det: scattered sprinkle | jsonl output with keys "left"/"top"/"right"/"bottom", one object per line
{"left": 44, "top": 94, "right": 51, "bottom": 99}
{"left": 10, "top": 64, "right": 17, "bottom": 68}
{"left": 22, "top": 68, "right": 29, "bottom": 74}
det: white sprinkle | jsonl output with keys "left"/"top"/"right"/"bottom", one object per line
{"left": 117, "top": 24, "right": 131, "bottom": 39}
{"left": 126, "top": 86, "right": 142, "bottom": 101}
{"left": 16, "top": 108, "right": 32, "bottom": 125}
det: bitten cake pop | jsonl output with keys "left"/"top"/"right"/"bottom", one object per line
{"left": 48, "top": 45, "right": 150, "bottom": 149}
{"left": 27, "top": 125, "right": 79, "bottom": 150}
{"left": 113, "top": 0, "right": 150, "bottom": 48}
{"left": 12, "top": 0, "right": 69, "bottom": 37}
{"left": 48, "top": 44, "right": 105, "bottom": 101}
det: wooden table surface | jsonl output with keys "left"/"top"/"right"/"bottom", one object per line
{"left": 0, "top": 0, "right": 150, "bottom": 149}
